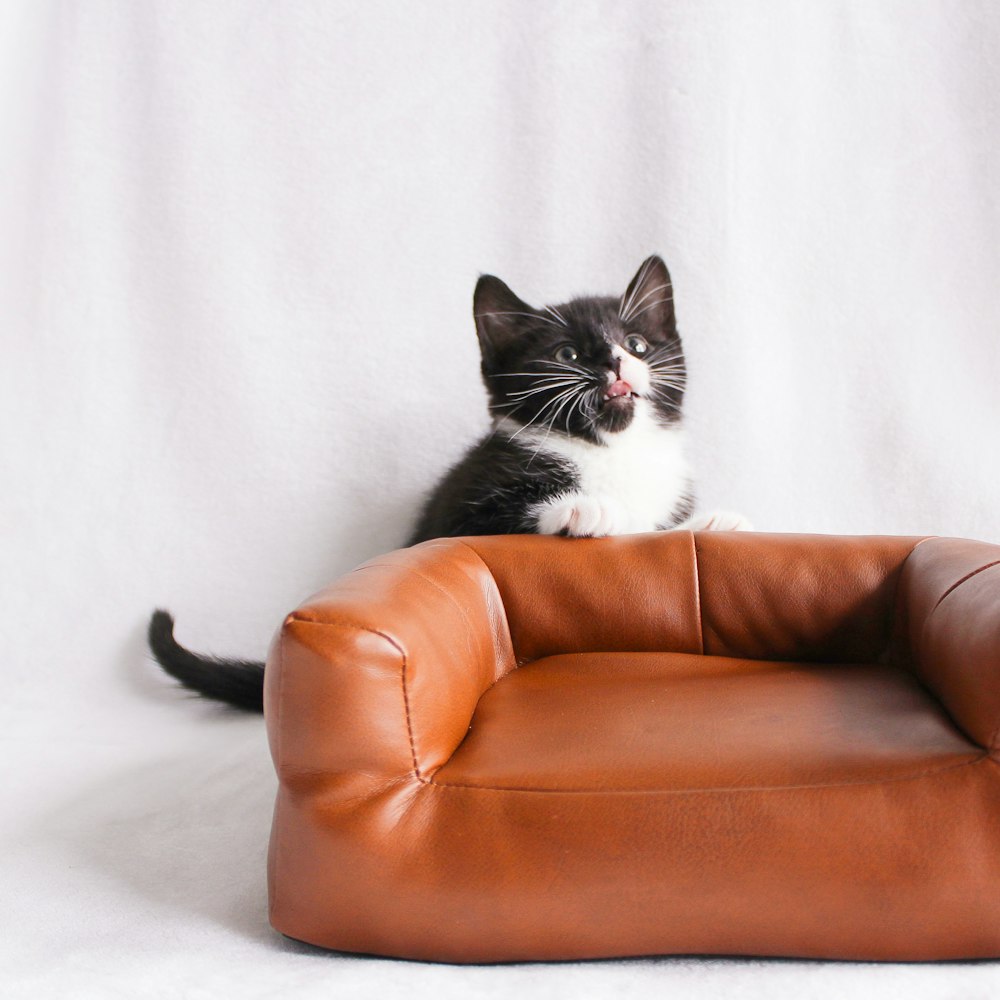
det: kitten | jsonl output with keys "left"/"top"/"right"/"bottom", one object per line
{"left": 148, "top": 255, "right": 749, "bottom": 711}
{"left": 411, "top": 254, "right": 733, "bottom": 541}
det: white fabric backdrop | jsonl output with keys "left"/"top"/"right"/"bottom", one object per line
{"left": 2, "top": 2, "right": 998, "bottom": 997}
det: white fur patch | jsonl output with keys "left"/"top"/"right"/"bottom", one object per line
{"left": 675, "top": 510, "right": 754, "bottom": 532}
{"left": 498, "top": 400, "right": 691, "bottom": 536}
{"left": 611, "top": 345, "right": 651, "bottom": 395}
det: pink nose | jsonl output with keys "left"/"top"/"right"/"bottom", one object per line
{"left": 606, "top": 379, "right": 632, "bottom": 398}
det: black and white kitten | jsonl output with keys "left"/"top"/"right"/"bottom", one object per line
{"left": 148, "top": 255, "right": 749, "bottom": 711}
{"left": 410, "top": 254, "right": 747, "bottom": 541}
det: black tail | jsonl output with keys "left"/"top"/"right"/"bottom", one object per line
{"left": 147, "top": 610, "right": 264, "bottom": 712}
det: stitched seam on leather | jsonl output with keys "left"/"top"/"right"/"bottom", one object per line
{"left": 363, "top": 543, "right": 522, "bottom": 781}
{"left": 420, "top": 539, "right": 523, "bottom": 782}
{"left": 359, "top": 559, "right": 481, "bottom": 641}
{"left": 690, "top": 531, "right": 705, "bottom": 656}
{"left": 348, "top": 546, "right": 509, "bottom": 775}
{"left": 428, "top": 751, "right": 988, "bottom": 795}
{"left": 288, "top": 616, "right": 424, "bottom": 783}
{"left": 362, "top": 546, "right": 518, "bottom": 678}
{"left": 930, "top": 559, "right": 1000, "bottom": 617}
{"left": 398, "top": 645, "right": 422, "bottom": 782}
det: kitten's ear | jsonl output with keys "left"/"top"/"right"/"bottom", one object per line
{"left": 619, "top": 255, "right": 676, "bottom": 333}
{"left": 473, "top": 274, "right": 538, "bottom": 362}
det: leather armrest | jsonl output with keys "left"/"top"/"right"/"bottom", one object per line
{"left": 264, "top": 539, "right": 515, "bottom": 787}
{"left": 899, "top": 537, "right": 1000, "bottom": 751}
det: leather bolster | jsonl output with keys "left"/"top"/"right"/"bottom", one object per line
{"left": 462, "top": 532, "right": 921, "bottom": 664}
{"left": 899, "top": 537, "right": 1000, "bottom": 751}
{"left": 264, "top": 539, "right": 516, "bottom": 785}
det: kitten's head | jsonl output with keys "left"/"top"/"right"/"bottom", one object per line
{"left": 473, "top": 255, "right": 685, "bottom": 443}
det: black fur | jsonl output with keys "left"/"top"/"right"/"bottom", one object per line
{"left": 147, "top": 610, "right": 264, "bottom": 712}
{"left": 409, "top": 437, "right": 578, "bottom": 539}
{"left": 150, "top": 256, "right": 689, "bottom": 710}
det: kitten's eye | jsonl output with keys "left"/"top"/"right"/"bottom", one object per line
{"left": 624, "top": 334, "right": 649, "bottom": 356}
{"left": 554, "top": 344, "right": 579, "bottom": 363}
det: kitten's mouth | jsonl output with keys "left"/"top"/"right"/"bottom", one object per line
{"left": 602, "top": 379, "right": 637, "bottom": 406}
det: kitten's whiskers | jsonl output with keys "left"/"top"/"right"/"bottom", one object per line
{"left": 544, "top": 305, "right": 568, "bottom": 326}
{"left": 505, "top": 384, "right": 583, "bottom": 441}
{"left": 621, "top": 282, "right": 671, "bottom": 323}
{"left": 625, "top": 294, "right": 674, "bottom": 323}
{"left": 618, "top": 257, "right": 655, "bottom": 320}
{"left": 506, "top": 379, "right": 583, "bottom": 401}
{"left": 476, "top": 310, "right": 562, "bottom": 328}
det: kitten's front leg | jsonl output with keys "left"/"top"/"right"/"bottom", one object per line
{"left": 534, "top": 493, "right": 631, "bottom": 538}
{"left": 673, "top": 510, "right": 754, "bottom": 532}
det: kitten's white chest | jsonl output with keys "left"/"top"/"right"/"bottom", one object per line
{"left": 510, "top": 402, "right": 690, "bottom": 534}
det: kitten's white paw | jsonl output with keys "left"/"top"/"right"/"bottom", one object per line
{"left": 676, "top": 509, "right": 754, "bottom": 532}
{"left": 535, "top": 494, "right": 630, "bottom": 537}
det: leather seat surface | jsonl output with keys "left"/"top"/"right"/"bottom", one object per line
{"left": 433, "top": 653, "right": 980, "bottom": 792}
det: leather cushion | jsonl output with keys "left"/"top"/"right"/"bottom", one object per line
{"left": 432, "top": 652, "right": 979, "bottom": 791}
